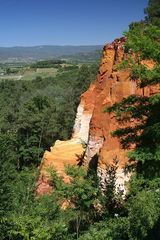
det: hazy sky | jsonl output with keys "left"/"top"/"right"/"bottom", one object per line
{"left": 0, "top": 0, "right": 148, "bottom": 47}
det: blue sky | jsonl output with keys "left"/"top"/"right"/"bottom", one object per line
{"left": 0, "top": 0, "right": 148, "bottom": 46}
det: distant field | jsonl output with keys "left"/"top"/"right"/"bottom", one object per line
{"left": 0, "top": 50, "right": 101, "bottom": 82}
{"left": 0, "top": 57, "right": 100, "bottom": 81}
{"left": 21, "top": 68, "right": 58, "bottom": 80}
{"left": 0, "top": 68, "right": 58, "bottom": 81}
{"left": 0, "top": 75, "right": 23, "bottom": 80}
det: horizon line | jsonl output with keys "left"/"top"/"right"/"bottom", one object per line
{"left": 0, "top": 44, "right": 104, "bottom": 48}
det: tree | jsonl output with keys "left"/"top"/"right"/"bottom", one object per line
{"left": 145, "top": 0, "right": 160, "bottom": 26}
{"left": 104, "top": 1, "right": 160, "bottom": 238}
{"left": 49, "top": 165, "right": 103, "bottom": 239}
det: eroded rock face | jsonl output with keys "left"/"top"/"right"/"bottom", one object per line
{"left": 37, "top": 37, "right": 160, "bottom": 195}
{"left": 36, "top": 83, "right": 96, "bottom": 195}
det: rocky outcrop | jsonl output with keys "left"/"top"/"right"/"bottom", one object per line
{"left": 36, "top": 83, "right": 96, "bottom": 195}
{"left": 37, "top": 37, "right": 159, "bottom": 195}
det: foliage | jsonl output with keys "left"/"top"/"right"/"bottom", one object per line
{"left": 145, "top": 0, "right": 160, "bottom": 27}
{"left": 0, "top": 64, "right": 96, "bottom": 168}
{"left": 0, "top": 165, "right": 102, "bottom": 240}
{"left": 0, "top": 63, "right": 99, "bottom": 239}
{"left": 103, "top": 0, "right": 160, "bottom": 239}
{"left": 49, "top": 166, "right": 103, "bottom": 239}
{"left": 31, "top": 59, "right": 66, "bottom": 68}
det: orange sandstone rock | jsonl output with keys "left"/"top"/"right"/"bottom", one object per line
{"left": 37, "top": 37, "right": 160, "bottom": 195}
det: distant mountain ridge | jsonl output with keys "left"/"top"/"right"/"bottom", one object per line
{"left": 0, "top": 45, "right": 102, "bottom": 61}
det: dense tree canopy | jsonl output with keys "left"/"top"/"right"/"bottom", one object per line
{"left": 145, "top": 0, "right": 160, "bottom": 26}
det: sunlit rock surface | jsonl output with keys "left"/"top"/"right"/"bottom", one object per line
{"left": 37, "top": 37, "right": 160, "bottom": 195}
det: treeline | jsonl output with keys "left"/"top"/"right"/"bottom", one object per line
{"left": 31, "top": 59, "right": 66, "bottom": 68}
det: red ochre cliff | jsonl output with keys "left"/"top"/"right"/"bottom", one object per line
{"left": 37, "top": 37, "right": 159, "bottom": 195}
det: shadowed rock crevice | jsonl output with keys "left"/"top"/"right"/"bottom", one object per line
{"left": 88, "top": 154, "right": 99, "bottom": 173}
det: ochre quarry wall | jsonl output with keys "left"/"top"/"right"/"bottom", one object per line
{"left": 37, "top": 37, "right": 159, "bottom": 195}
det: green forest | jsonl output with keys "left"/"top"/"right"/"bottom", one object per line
{"left": 1, "top": 0, "right": 160, "bottom": 239}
